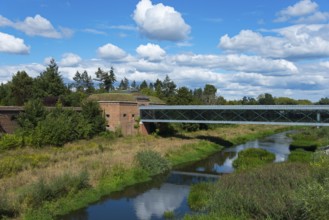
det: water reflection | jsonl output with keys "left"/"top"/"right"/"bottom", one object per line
{"left": 181, "top": 131, "right": 292, "bottom": 175}
{"left": 134, "top": 183, "right": 189, "bottom": 220}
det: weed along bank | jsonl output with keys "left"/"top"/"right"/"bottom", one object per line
{"left": 89, "top": 92, "right": 164, "bottom": 136}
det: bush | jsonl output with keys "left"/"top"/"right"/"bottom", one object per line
{"left": 0, "top": 134, "right": 23, "bottom": 150}
{"left": 32, "top": 108, "right": 92, "bottom": 147}
{"left": 233, "top": 148, "right": 275, "bottom": 170}
{"left": 20, "top": 171, "right": 90, "bottom": 208}
{"left": 135, "top": 150, "right": 171, "bottom": 175}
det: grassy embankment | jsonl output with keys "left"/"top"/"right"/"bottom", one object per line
{"left": 0, "top": 124, "right": 287, "bottom": 219}
{"left": 186, "top": 126, "right": 329, "bottom": 220}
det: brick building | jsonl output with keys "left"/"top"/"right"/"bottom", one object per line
{"left": 94, "top": 93, "right": 162, "bottom": 136}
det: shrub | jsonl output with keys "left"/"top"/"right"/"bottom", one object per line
{"left": 135, "top": 150, "right": 171, "bottom": 175}
{"left": 20, "top": 171, "right": 90, "bottom": 208}
{"left": 233, "top": 148, "right": 275, "bottom": 170}
{"left": 32, "top": 108, "right": 92, "bottom": 147}
{"left": 0, "top": 134, "right": 23, "bottom": 150}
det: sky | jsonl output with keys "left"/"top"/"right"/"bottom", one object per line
{"left": 1, "top": 0, "right": 329, "bottom": 101}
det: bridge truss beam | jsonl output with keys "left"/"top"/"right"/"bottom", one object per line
{"left": 140, "top": 105, "right": 329, "bottom": 126}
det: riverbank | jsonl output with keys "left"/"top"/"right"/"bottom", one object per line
{"left": 0, "top": 124, "right": 288, "bottom": 219}
{"left": 186, "top": 126, "right": 329, "bottom": 220}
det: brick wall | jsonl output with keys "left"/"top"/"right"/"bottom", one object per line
{"left": 99, "top": 101, "right": 141, "bottom": 136}
{"left": 0, "top": 115, "right": 19, "bottom": 134}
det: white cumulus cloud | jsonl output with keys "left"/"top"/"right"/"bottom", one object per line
{"left": 0, "top": 14, "right": 73, "bottom": 38}
{"left": 173, "top": 53, "right": 298, "bottom": 75}
{"left": 60, "top": 53, "right": 82, "bottom": 67}
{"left": 133, "top": 0, "right": 191, "bottom": 41}
{"left": 97, "top": 43, "right": 127, "bottom": 60}
{"left": 275, "top": 0, "right": 329, "bottom": 23}
{"left": 219, "top": 25, "right": 329, "bottom": 60}
{"left": 136, "top": 43, "right": 166, "bottom": 61}
{"left": 0, "top": 32, "right": 30, "bottom": 54}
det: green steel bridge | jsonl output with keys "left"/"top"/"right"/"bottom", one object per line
{"left": 140, "top": 105, "right": 329, "bottom": 126}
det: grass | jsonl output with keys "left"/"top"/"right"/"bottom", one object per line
{"left": 289, "top": 127, "right": 329, "bottom": 151}
{"left": 186, "top": 127, "right": 329, "bottom": 220}
{"left": 0, "top": 124, "right": 291, "bottom": 219}
{"left": 87, "top": 92, "right": 164, "bottom": 104}
{"left": 232, "top": 148, "right": 275, "bottom": 171}
{"left": 163, "top": 210, "right": 175, "bottom": 219}
{"left": 288, "top": 149, "right": 314, "bottom": 163}
{"left": 188, "top": 163, "right": 312, "bottom": 219}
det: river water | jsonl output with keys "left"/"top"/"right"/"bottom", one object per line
{"left": 63, "top": 131, "right": 292, "bottom": 220}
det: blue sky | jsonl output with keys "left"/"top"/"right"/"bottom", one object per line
{"left": 1, "top": 0, "right": 329, "bottom": 101}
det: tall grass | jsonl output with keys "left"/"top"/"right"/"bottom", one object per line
{"left": 232, "top": 148, "right": 275, "bottom": 171}
{"left": 188, "top": 163, "right": 311, "bottom": 219}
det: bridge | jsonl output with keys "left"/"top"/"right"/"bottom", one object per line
{"left": 140, "top": 105, "right": 329, "bottom": 126}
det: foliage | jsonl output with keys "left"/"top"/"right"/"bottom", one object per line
{"left": 31, "top": 107, "right": 92, "bottom": 147}
{"left": 72, "top": 70, "right": 94, "bottom": 94}
{"left": 19, "top": 171, "right": 90, "bottom": 208}
{"left": 258, "top": 93, "right": 275, "bottom": 105}
{"left": 163, "top": 210, "right": 175, "bottom": 219}
{"left": 289, "top": 127, "right": 329, "bottom": 151}
{"left": 10, "top": 71, "right": 34, "bottom": 105}
{"left": 95, "top": 67, "right": 116, "bottom": 92}
{"left": 81, "top": 101, "right": 106, "bottom": 136}
{"left": 135, "top": 150, "right": 171, "bottom": 175}
{"left": 292, "top": 155, "right": 329, "bottom": 220}
{"left": 0, "top": 134, "right": 23, "bottom": 150}
{"left": 188, "top": 182, "right": 215, "bottom": 211}
{"left": 188, "top": 163, "right": 311, "bottom": 219}
{"left": 17, "top": 99, "right": 46, "bottom": 130}
{"left": 232, "top": 148, "right": 275, "bottom": 170}
{"left": 33, "top": 59, "right": 67, "bottom": 99}
{"left": 0, "top": 154, "right": 49, "bottom": 178}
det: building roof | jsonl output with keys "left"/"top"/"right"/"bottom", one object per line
{"left": 88, "top": 92, "right": 164, "bottom": 104}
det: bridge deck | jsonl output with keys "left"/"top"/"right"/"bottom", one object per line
{"left": 140, "top": 105, "right": 329, "bottom": 126}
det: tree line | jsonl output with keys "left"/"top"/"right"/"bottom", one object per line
{"left": 1, "top": 59, "right": 329, "bottom": 107}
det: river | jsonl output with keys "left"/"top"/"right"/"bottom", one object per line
{"left": 62, "top": 131, "right": 292, "bottom": 220}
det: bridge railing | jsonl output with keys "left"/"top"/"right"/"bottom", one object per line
{"left": 139, "top": 105, "right": 329, "bottom": 126}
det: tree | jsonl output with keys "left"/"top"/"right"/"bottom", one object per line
{"left": 139, "top": 80, "right": 148, "bottom": 90}
{"left": 258, "top": 93, "right": 275, "bottom": 105}
{"left": 161, "top": 75, "right": 176, "bottom": 99}
{"left": 95, "top": 67, "right": 116, "bottom": 92}
{"left": 73, "top": 70, "right": 94, "bottom": 94}
{"left": 274, "top": 97, "right": 298, "bottom": 105}
{"left": 131, "top": 80, "right": 137, "bottom": 89}
{"left": 81, "top": 101, "right": 106, "bottom": 136}
{"left": 317, "top": 97, "right": 329, "bottom": 105}
{"left": 168, "top": 87, "right": 194, "bottom": 105}
{"left": 154, "top": 79, "right": 163, "bottom": 97}
{"left": 119, "top": 77, "right": 129, "bottom": 90}
{"left": 34, "top": 59, "right": 67, "bottom": 99}
{"left": 10, "top": 71, "right": 34, "bottom": 105}
{"left": 17, "top": 99, "right": 46, "bottom": 130}
{"left": 203, "top": 84, "right": 217, "bottom": 104}
{"left": 0, "top": 83, "right": 12, "bottom": 105}
{"left": 241, "top": 96, "right": 257, "bottom": 105}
